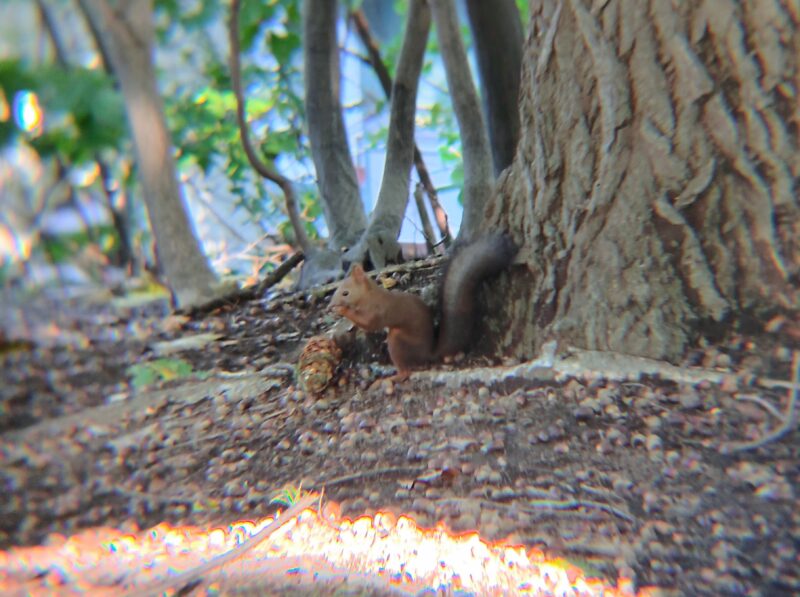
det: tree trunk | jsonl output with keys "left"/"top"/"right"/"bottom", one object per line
{"left": 304, "top": 0, "right": 367, "bottom": 252}
{"left": 430, "top": 0, "right": 493, "bottom": 241}
{"left": 345, "top": 0, "right": 431, "bottom": 268}
{"left": 464, "top": 0, "right": 523, "bottom": 177}
{"left": 79, "top": 0, "right": 222, "bottom": 308}
{"left": 486, "top": 0, "right": 799, "bottom": 361}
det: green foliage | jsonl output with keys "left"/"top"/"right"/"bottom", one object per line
{"left": 127, "top": 358, "right": 195, "bottom": 389}
{"left": 157, "top": 0, "right": 315, "bottom": 238}
{"left": 0, "top": 60, "right": 125, "bottom": 163}
{"left": 170, "top": 86, "right": 238, "bottom": 173}
{"left": 516, "top": 0, "right": 530, "bottom": 27}
{"left": 2, "top": 0, "right": 476, "bottom": 285}
{"left": 155, "top": 0, "right": 223, "bottom": 36}
{"left": 41, "top": 225, "right": 118, "bottom": 265}
{"left": 238, "top": 1, "right": 278, "bottom": 51}
{"left": 266, "top": 29, "right": 301, "bottom": 65}
{"left": 270, "top": 482, "right": 312, "bottom": 507}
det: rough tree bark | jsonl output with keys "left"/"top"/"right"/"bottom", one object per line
{"left": 486, "top": 0, "right": 799, "bottom": 361}
{"left": 464, "top": 0, "right": 523, "bottom": 177}
{"left": 429, "top": 0, "right": 493, "bottom": 242}
{"left": 303, "top": 0, "right": 367, "bottom": 252}
{"left": 78, "top": 0, "right": 224, "bottom": 308}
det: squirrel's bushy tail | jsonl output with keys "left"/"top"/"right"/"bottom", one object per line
{"left": 435, "top": 234, "right": 517, "bottom": 358}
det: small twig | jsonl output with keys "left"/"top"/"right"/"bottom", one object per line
{"left": 438, "top": 497, "right": 634, "bottom": 524}
{"left": 578, "top": 483, "right": 627, "bottom": 504}
{"left": 311, "top": 466, "right": 426, "bottom": 490}
{"left": 112, "top": 487, "right": 198, "bottom": 506}
{"left": 122, "top": 493, "right": 318, "bottom": 597}
{"left": 754, "top": 376, "right": 800, "bottom": 392}
{"left": 184, "top": 177, "right": 248, "bottom": 243}
{"left": 180, "top": 251, "right": 305, "bottom": 316}
{"left": 521, "top": 535, "right": 623, "bottom": 558}
{"left": 413, "top": 182, "right": 436, "bottom": 253}
{"left": 735, "top": 393, "right": 784, "bottom": 421}
{"left": 257, "top": 364, "right": 297, "bottom": 378}
{"left": 166, "top": 432, "right": 229, "bottom": 452}
{"left": 720, "top": 351, "right": 799, "bottom": 454}
{"left": 521, "top": 499, "right": 635, "bottom": 524}
{"left": 253, "top": 252, "right": 306, "bottom": 296}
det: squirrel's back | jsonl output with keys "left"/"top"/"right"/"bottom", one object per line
{"left": 436, "top": 234, "right": 517, "bottom": 358}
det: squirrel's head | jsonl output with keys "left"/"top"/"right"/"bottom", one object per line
{"left": 329, "top": 264, "right": 374, "bottom": 315}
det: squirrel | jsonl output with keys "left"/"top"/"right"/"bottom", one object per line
{"left": 329, "top": 234, "right": 516, "bottom": 380}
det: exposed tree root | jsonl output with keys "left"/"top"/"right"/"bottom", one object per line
{"left": 719, "top": 351, "right": 799, "bottom": 454}
{"left": 422, "top": 344, "right": 800, "bottom": 396}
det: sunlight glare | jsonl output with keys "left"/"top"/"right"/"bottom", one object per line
{"left": 0, "top": 506, "right": 649, "bottom": 595}
{"left": 13, "top": 90, "right": 43, "bottom": 135}
{"left": 71, "top": 162, "right": 100, "bottom": 187}
{"left": 0, "top": 226, "right": 32, "bottom": 261}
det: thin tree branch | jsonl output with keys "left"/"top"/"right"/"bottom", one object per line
{"left": 181, "top": 250, "right": 305, "bottom": 316}
{"left": 36, "top": 0, "right": 68, "bottom": 67}
{"left": 349, "top": 8, "right": 451, "bottom": 247}
{"left": 228, "top": 0, "right": 311, "bottom": 253}
{"left": 311, "top": 465, "right": 426, "bottom": 490}
{"left": 184, "top": 177, "right": 247, "bottom": 243}
{"left": 413, "top": 182, "right": 436, "bottom": 252}
{"left": 76, "top": 0, "right": 113, "bottom": 72}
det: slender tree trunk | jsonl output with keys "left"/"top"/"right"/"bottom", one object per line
{"left": 79, "top": 0, "right": 221, "bottom": 308}
{"left": 430, "top": 0, "right": 493, "bottom": 241}
{"left": 350, "top": 8, "right": 452, "bottom": 247}
{"left": 347, "top": 0, "right": 431, "bottom": 268}
{"left": 303, "top": 0, "right": 367, "bottom": 251}
{"left": 464, "top": 0, "right": 523, "bottom": 176}
{"left": 486, "top": 0, "right": 799, "bottom": 361}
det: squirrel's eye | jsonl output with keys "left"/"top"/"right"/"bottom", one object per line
{"left": 342, "top": 290, "right": 349, "bottom": 296}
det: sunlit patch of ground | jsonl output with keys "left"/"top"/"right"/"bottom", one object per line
{"left": 0, "top": 501, "right": 652, "bottom": 596}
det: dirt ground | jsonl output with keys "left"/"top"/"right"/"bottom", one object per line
{"left": 0, "top": 271, "right": 798, "bottom": 596}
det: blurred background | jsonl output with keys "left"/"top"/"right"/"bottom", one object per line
{"left": 1, "top": 0, "right": 528, "bottom": 302}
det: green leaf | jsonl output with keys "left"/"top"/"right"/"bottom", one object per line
{"left": 239, "top": 1, "right": 278, "bottom": 51}
{"left": 182, "top": 0, "right": 222, "bottom": 30}
{"left": 126, "top": 358, "right": 196, "bottom": 389}
{"left": 450, "top": 162, "right": 464, "bottom": 186}
{"left": 129, "top": 365, "right": 158, "bottom": 388}
{"left": 267, "top": 30, "right": 300, "bottom": 64}
{"left": 270, "top": 482, "right": 310, "bottom": 507}
{"left": 261, "top": 128, "right": 298, "bottom": 156}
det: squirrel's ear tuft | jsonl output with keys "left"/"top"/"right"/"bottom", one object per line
{"left": 350, "top": 264, "right": 366, "bottom": 280}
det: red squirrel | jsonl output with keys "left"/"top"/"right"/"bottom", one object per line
{"left": 329, "top": 234, "right": 516, "bottom": 380}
